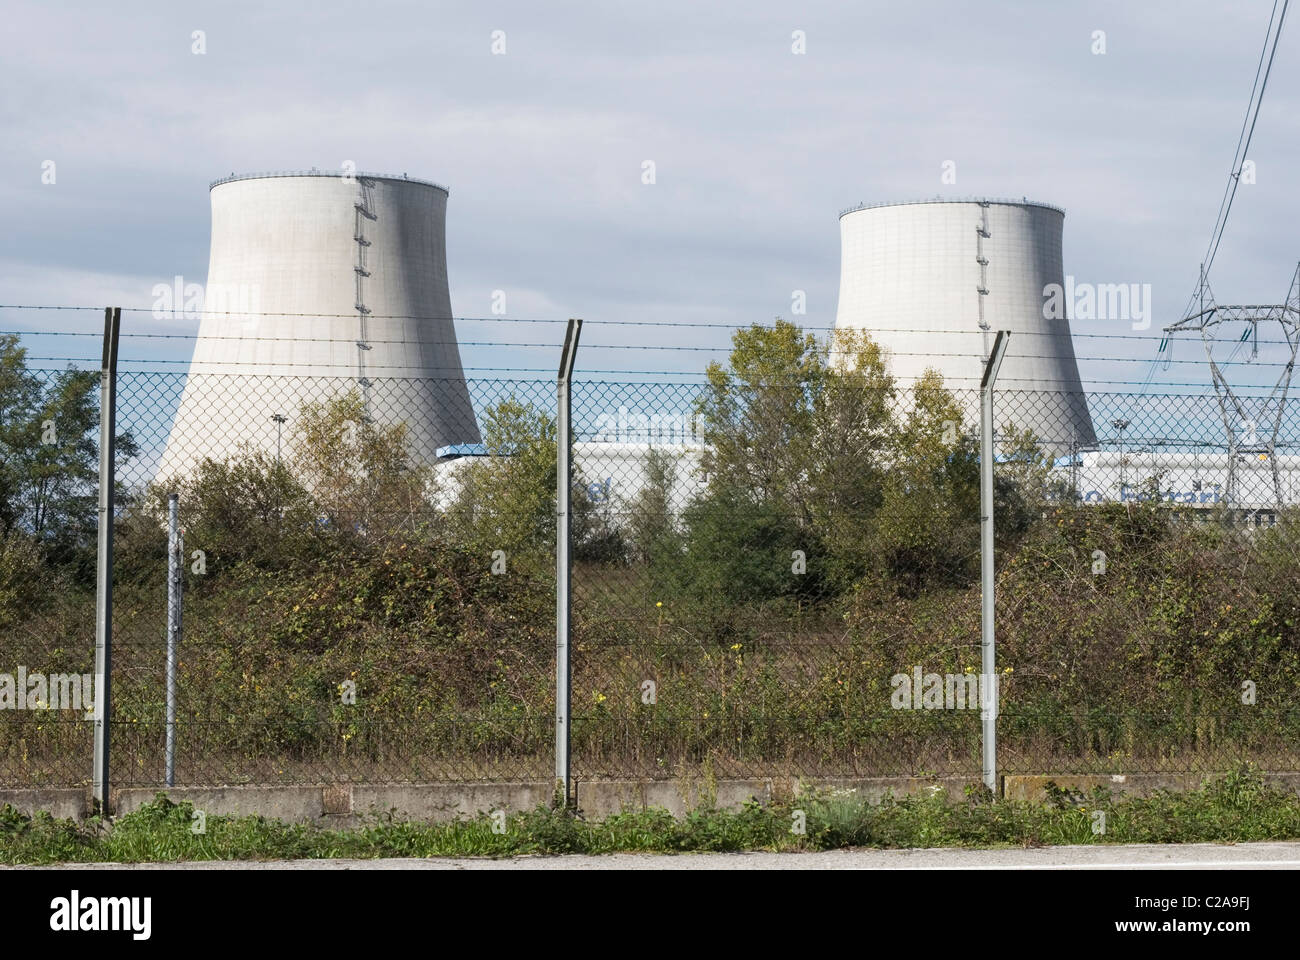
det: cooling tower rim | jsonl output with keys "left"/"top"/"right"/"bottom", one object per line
{"left": 838, "top": 196, "right": 1064, "bottom": 219}
{"left": 209, "top": 170, "right": 449, "bottom": 194}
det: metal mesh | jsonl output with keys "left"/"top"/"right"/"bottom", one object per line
{"left": 566, "top": 382, "right": 1300, "bottom": 781}
{"left": 3, "top": 369, "right": 1299, "bottom": 789}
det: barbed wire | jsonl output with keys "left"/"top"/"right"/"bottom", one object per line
{"left": 16, "top": 350, "right": 1293, "bottom": 369}
{"left": 16, "top": 360, "right": 1289, "bottom": 392}
{"left": 4, "top": 329, "right": 1300, "bottom": 358}
{"left": 3, "top": 306, "right": 1299, "bottom": 344}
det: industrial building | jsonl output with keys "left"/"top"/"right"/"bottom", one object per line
{"left": 833, "top": 198, "right": 1096, "bottom": 453}
{"left": 158, "top": 170, "right": 480, "bottom": 481}
{"left": 1056, "top": 450, "right": 1300, "bottom": 511}
{"left": 433, "top": 441, "right": 707, "bottom": 513}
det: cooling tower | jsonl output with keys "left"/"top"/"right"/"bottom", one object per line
{"left": 158, "top": 170, "right": 480, "bottom": 481}
{"left": 834, "top": 198, "right": 1096, "bottom": 451}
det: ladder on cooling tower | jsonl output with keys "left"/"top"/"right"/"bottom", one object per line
{"left": 977, "top": 202, "right": 992, "bottom": 362}
{"left": 352, "top": 177, "right": 378, "bottom": 416}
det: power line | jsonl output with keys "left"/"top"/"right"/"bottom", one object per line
{"left": 1203, "top": 0, "right": 1289, "bottom": 281}
{"left": 1142, "top": 3, "right": 1290, "bottom": 402}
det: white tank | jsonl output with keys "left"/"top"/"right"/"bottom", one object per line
{"left": 158, "top": 171, "right": 480, "bottom": 480}
{"left": 834, "top": 198, "right": 1096, "bottom": 451}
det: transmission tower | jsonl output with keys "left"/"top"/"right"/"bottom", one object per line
{"left": 1163, "top": 262, "right": 1300, "bottom": 506}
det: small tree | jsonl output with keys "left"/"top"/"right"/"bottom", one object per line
{"left": 447, "top": 397, "right": 558, "bottom": 572}
{"left": 868, "top": 370, "right": 980, "bottom": 594}
{"left": 809, "top": 328, "right": 895, "bottom": 588}
{"left": 674, "top": 487, "right": 819, "bottom": 607}
{"left": 697, "top": 318, "right": 821, "bottom": 518}
{"left": 0, "top": 533, "right": 44, "bottom": 629}
{"left": 996, "top": 422, "right": 1056, "bottom": 538}
{"left": 626, "top": 446, "right": 681, "bottom": 565}
{"left": 688, "top": 319, "right": 895, "bottom": 600}
{"left": 293, "top": 390, "right": 432, "bottom": 540}
{"left": 446, "top": 396, "right": 621, "bottom": 572}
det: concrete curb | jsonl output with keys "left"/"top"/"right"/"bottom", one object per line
{"left": 0, "top": 788, "right": 88, "bottom": 821}
{"left": 3, "top": 773, "right": 1297, "bottom": 824}
{"left": 1001, "top": 771, "right": 1300, "bottom": 803}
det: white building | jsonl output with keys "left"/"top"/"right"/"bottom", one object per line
{"left": 1060, "top": 450, "right": 1300, "bottom": 509}
{"left": 433, "top": 442, "right": 707, "bottom": 512}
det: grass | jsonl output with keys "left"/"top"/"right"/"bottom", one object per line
{"left": 3, "top": 767, "right": 1300, "bottom": 864}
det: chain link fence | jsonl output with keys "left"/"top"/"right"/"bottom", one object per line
{"left": 565, "top": 380, "right": 1300, "bottom": 782}
{"left": 3, "top": 361, "right": 1299, "bottom": 789}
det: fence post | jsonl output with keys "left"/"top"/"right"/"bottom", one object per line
{"left": 555, "top": 317, "right": 582, "bottom": 809}
{"left": 980, "top": 330, "right": 1009, "bottom": 796}
{"left": 165, "top": 492, "right": 182, "bottom": 787}
{"left": 92, "top": 306, "right": 121, "bottom": 814}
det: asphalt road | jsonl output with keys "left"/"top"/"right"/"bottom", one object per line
{"left": 19, "top": 842, "right": 1300, "bottom": 869}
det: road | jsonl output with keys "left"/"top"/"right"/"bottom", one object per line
{"left": 19, "top": 842, "right": 1300, "bottom": 869}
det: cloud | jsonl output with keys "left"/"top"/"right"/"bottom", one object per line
{"left": 0, "top": 0, "right": 1295, "bottom": 394}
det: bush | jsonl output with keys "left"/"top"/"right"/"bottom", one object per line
{"left": 170, "top": 451, "right": 324, "bottom": 577}
{"left": 670, "top": 486, "right": 821, "bottom": 608}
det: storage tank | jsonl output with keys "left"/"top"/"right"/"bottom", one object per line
{"left": 158, "top": 170, "right": 480, "bottom": 480}
{"left": 834, "top": 198, "right": 1096, "bottom": 452}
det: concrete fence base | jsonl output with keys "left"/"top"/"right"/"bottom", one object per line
{"left": 2, "top": 772, "right": 1297, "bottom": 826}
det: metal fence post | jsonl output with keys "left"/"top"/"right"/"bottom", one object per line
{"left": 980, "top": 330, "right": 1009, "bottom": 796}
{"left": 555, "top": 318, "right": 582, "bottom": 808}
{"left": 165, "top": 492, "right": 182, "bottom": 787}
{"left": 92, "top": 306, "right": 121, "bottom": 814}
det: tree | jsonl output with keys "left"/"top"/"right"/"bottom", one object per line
{"left": 687, "top": 319, "right": 896, "bottom": 599}
{"left": 868, "top": 370, "right": 980, "bottom": 593}
{"left": 809, "top": 328, "right": 896, "bottom": 586}
{"left": 0, "top": 335, "right": 137, "bottom": 577}
{"left": 293, "top": 389, "right": 433, "bottom": 541}
{"left": 625, "top": 446, "right": 681, "bottom": 565}
{"left": 0, "top": 336, "right": 43, "bottom": 537}
{"left": 445, "top": 396, "right": 620, "bottom": 573}
{"left": 447, "top": 397, "right": 557, "bottom": 572}
{"left": 996, "top": 422, "right": 1057, "bottom": 538}
{"left": 697, "top": 319, "right": 821, "bottom": 518}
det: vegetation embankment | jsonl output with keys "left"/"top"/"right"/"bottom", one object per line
{"left": 2, "top": 769, "right": 1298, "bottom": 863}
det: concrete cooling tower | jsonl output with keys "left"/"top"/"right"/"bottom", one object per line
{"left": 158, "top": 171, "right": 480, "bottom": 481}
{"left": 834, "top": 198, "right": 1096, "bottom": 452}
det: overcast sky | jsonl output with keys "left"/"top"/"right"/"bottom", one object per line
{"left": 2, "top": 0, "right": 1297, "bottom": 389}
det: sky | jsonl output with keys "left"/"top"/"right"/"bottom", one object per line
{"left": 2, "top": 0, "right": 1298, "bottom": 394}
